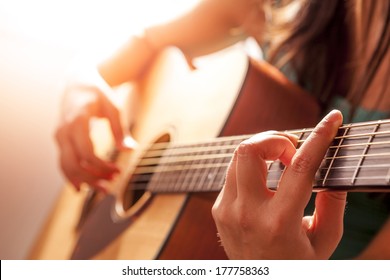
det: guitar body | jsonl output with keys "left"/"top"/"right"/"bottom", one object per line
{"left": 30, "top": 46, "right": 319, "bottom": 260}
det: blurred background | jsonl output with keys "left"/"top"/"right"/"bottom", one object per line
{"left": 0, "top": 0, "right": 197, "bottom": 259}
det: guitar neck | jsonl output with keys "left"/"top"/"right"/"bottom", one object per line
{"left": 131, "top": 119, "right": 390, "bottom": 193}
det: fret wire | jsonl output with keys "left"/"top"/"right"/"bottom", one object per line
{"left": 198, "top": 141, "right": 216, "bottom": 191}
{"left": 186, "top": 143, "right": 205, "bottom": 192}
{"left": 207, "top": 141, "right": 228, "bottom": 191}
{"left": 351, "top": 122, "right": 381, "bottom": 185}
{"left": 205, "top": 142, "right": 221, "bottom": 191}
{"left": 192, "top": 143, "right": 212, "bottom": 191}
{"left": 171, "top": 142, "right": 198, "bottom": 192}
{"left": 147, "top": 141, "right": 176, "bottom": 192}
{"left": 297, "top": 129, "right": 307, "bottom": 147}
{"left": 322, "top": 124, "right": 350, "bottom": 186}
{"left": 191, "top": 143, "right": 215, "bottom": 192}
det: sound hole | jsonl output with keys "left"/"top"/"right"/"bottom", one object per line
{"left": 122, "top": 134, "right": 171, "bottom": 211}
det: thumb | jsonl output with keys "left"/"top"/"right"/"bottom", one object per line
{"left": 310, "top": 191, "right": 347, "bottom": 258}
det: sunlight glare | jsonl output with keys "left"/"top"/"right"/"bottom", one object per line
{"left": 0, "top": 0, "right": 199, "bottom": 51}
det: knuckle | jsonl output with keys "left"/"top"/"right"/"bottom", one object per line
{"left": 62, "top": 162, "right": 79, "bottom": 179}
{"left": 213, "top": 200, "right": 255, "bottom": 232}
{"left": 104, "top": 101, "right": 120, "bottom": 117}
{"left": 291, "top": 153, "right": 313, "bottom": 174}
{"left": 211, "top": 203, "right": 220, "bottom": 220}
{"left": 266, "top": 214, "right": 288, "bottom": 240}
{"left": 234, "top": 201, "right": 256, "bottom": 232}
{"left": 236, "top": 209, "right": 253, "bottom": 232}
{"left": 236, "top": 140, "right": 257, "bottom": 159}
{"left": 212, "top": 204, "right": 231, "bottom": 227}
{"left": 111, "top": 105, "right": 120, "bottom": 116}
{"left": 82, "top": 151, "right": 96, "bottom": 163}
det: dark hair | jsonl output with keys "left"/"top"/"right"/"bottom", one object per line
{"left": 265, "top": 0, "right": 390, "bottom": 117}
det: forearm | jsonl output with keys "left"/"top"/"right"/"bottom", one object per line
{"left": 98, "top": 0, "right": 253, "bottom": 87}
{"left": 98, "top": 34, "right": 158, "bottom": 87}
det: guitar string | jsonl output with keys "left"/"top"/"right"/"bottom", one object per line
{"left": 132, "top": 147, "right": 390, "bottom": 176}
{"left": 136, "top": 140, "right": 390, "bottom": 167}
{"left": 128, "top": 171, "right": 390, "bottom": 192}
{"left": 143, "top": 119, "right": 390, "bottom": 148}
{"left": 142, "top": 139, "right": 389, "bottom": 158}
{"left": 139, "top": 121, "right": 390, "bottom": 152}
{"left": 131, "top": 160, "right": 390, "bottom": 180}
{"left": 128, "top": 161, "right": 390, "bottom": 192}
{"left": 140, "top": 130, "right": 390, "bottom": 156}
{"left": 132, "top": 161, "right": 390, "bottom": 175}
{"left": 138, "top": 129, "right": 390, "bottom": 161}
{"left": 129, "top": 159, "right": 390, "bottom": 189}
{"left": 131, "top": 163, "right": 390, "bottom": 180}
{"left": 130, "top": 174, "right": 390, "bottom": 189}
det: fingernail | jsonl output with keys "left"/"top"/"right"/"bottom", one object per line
{"left": 121, "top": 136, "right": 138, "bottom": 149}
{"left": 326, "top": 109, "right": 343, "bottom": 125}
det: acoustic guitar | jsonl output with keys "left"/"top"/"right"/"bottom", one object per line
{"left": 29, "top": 46, "right": 390, "bottom": 260}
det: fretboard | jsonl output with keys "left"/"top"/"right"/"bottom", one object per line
{"left": 130, "top": 119, "right": 390, "bottom": 193}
